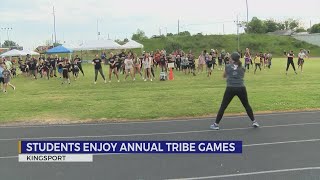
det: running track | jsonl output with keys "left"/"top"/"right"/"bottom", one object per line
{"left": 0, "top": 111, "right": 319, "bottom": 180}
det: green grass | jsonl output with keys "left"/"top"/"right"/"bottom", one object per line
{"left": 1, "top": 58, "right": 320, "bottom": 124}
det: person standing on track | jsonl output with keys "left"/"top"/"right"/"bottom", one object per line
{"left": 92, "top": 54, "right": 107, "bottom": 84}
{"left": 210, "top": 52, "right": 259, "bottom": 130}
{"left": 286, "top": 50, "right": 297, "bottom": 75}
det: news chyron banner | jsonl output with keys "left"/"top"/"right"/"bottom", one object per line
{"left": 18, "top": 141, "right": 242, "bottom": 162}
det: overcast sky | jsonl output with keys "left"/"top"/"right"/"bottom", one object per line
{"left": 0, "top": 0, "right": 319, "bottom": 49}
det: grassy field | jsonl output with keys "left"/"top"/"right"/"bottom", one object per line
{"left": 1, "top": 58, "right": 320, "bottom": 124}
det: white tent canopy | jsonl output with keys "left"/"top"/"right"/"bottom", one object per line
{"left": 0, "top": 49, "right": 27, "bottom": 57}
{"left": 62, "top": 43, "right": 82, "bottom": 51}
{"left": 122, "top": 40, "right": 144, "bottom": 49}
{"left": 21, "top": 49, "right": 40, "bottom": 56}
{"left": 77, "top": 40, "right": 122, "bottom": 51}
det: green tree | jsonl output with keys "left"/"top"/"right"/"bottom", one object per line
{"left": 178, "top": 31, "right": 191, "bottom": 36}
{"left": 309, "top": 23, "right": 320, "bottom": 33}
{"left": 166, "top": 33, "right": 174, "bottom": 36}
{"left": 264, "top": 19, "right": 279, "bottom": 32}
{"left": 295, "top": 28, "right": 307, "bottom": 33}
{"left": 2, "top": 40, "right": 18, "bottom": 48}
{"left": 245, "top": 17, "right": 266, "bottom": 34}
{"left": 132, "top": 29, "right": 147, "bottom": 41}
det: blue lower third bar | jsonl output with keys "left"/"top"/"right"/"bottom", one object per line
{"left": 20, "top": 141, "right": 242, "bottom": 154}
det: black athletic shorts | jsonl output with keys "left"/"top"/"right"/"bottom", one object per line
{"left": 0, "top": 77, "right": 4, "bottom": 84}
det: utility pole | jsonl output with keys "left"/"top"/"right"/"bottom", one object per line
{"left": 178, "top": 19, "right": 180, "bottom": 35}
{"left": 0, "top": 27, "right": 13, "bottom": 48}
{"left": 53, "top": 6, "right": 57, "bottom": 46}
{"left": 97, "top": 19, "right": 99, "bottom": 40}
{"left": 234, "top": 15, "right": 241, "bottom": 52}
{"left": 245, "top": 0, "right": 249, "bottom": 24}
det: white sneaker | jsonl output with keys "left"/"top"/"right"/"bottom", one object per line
{"left": 94, "top": 82, "right": 97, "bottom": 84}
{"left": 133, "top": 78, "right": 136, "bottom": 81}
{"left": 144, "top": 79, "right": 147, "bottom": 82}
{"left": 118, "top": 80, "right": 120, "bottom": 83}
{"left": 104, "top": 80, "right": 107, "bottom": 83}
{"left": 210, "top": 123, "right": 219, "bottom": 130}
{"left": 109, "top": 80, "right": 111, "bottom": 83}
{"left": 252, "top": 121, "right": 260, "bottom": 128}
{"left": 150, "top": 79, "right": 153, "bottom": 82}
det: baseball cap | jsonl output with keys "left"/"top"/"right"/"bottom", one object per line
{"left": 231, "top": 52, "right": 240, "bottom": 61}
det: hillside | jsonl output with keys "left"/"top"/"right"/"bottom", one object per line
{"left": 137, "top": 34, "right": 320, "bottom": 57}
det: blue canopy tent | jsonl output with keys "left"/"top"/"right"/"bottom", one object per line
{"left": 46, "top": 45, "right": 73, "bottom": 54}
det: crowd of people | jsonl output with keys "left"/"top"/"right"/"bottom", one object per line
{"left": 0, "top": 47, "right": 310, "bottom": 93}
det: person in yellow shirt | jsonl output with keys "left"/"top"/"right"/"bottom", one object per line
{"left": 254, "top": 53, "right": 262, "bottom": 74}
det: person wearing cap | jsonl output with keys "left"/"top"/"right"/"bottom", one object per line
{"left": 210, "top": 52, "right": 259, "bottom": 130}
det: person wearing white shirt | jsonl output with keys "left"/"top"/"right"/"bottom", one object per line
{"left": 124, "top": 53, "right": 135, "bottom": 81}
{"left": 143, "top": 53, "right": 152, "bottom": 81}
{"left": 297, "top": 49, "right": 308, "bottom": 72}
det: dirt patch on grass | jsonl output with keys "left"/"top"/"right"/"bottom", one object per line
{"left": 1, "top": 108, "right": 320, "bottom": 127}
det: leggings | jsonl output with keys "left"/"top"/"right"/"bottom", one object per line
{"left": 94, "top": 68, "right": 105, "bottom": 81}
{"left": 245, "top": 63, "right": 250, "bottom": 71}
{"left": 286, "top": 60, "right": 296, "bottom": 71}
{"left": 216, "top": 87, "right": 255, "bottom": 124}
{"left": 254, "top": 63, "right": 261, "bottom": 72}
{"left": 78, "top": 64, "right": 84, "bottom": 75}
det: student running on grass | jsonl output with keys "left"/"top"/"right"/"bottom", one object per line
{"left": 108, "top": 53, "right": 120, "bottom": 83}
{"left": 124, "top": 53, "right": 135, "bottom": 81}
{"left": 71, "top": 59, "right": 80, "bottom": 80}
{"left": 74, "top": 55, "right": 84, "bottom": 76}
{"left": 143, "top": 53, "right": 153, "bottom": 81}
{"left": 297, "top": 49, "right": 308, "bottom": 72}
{"left": 43, "top": 58, "right": 51, "bottom": 80}
{"left": 210, "top": 52, "right": 259, "bottom": 130}
{"left": 187, "top": 52, "right": 196, "bottom": 76}
{"left": 133, "top": 53, "right": 143, "bottom": 79}
{"left": 206, "top": 53, "right": 213, "bottom": 77}
{"left": 50, "top": 55, "right": 57, "bottom": 77}
{"left": 286, "top": 50, "right": 297, "bottom": 75}
{"left": 27, "top": 58, "right": 37, "bottom": 79}
{"left": 1, "top": 64, "right": 16, "bottom": 92}
{"left": 181, "top": 53, "right": 189, "bottom": 75}
{"left": 92, "top": 54, "right": 107, "bottom": 84}
{"left": 61, "top": 59, "right": 71, "bottom": 85}
{"left": 266, "top": 52, "right": 272, "bottom": 69}
{"left": 198, "top": 52, "right": 205, "bottom": 73}
{"left": 57, "top": 57, "right": 64, "bottom": 78}
{"left": 254, "top": 53, "right": 262, "bottom": 74}
{"left": 244, "top": 48, "right": 251, "bottom": 72}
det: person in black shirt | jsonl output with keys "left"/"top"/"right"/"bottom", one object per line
{"left": 38, "top": 60, "right": 44, "bottom": 78}
{"left": 71, "top": 60, "right": 79, "bottom": 80}
{"left": 118, "top": 50, "right": 126, "bottom": 74}
{"left": 73, "top": 55, "right": 84, "bottom": 76}
{"left": 159, "top": 54, "right": 166, "bottom": 72}
{"left": 188, "top": 53, "right": 196, "bottom": 76}
{"left": 27, "top": 58, "right": 37, "bottom": 79}
{"left": 92, "top": 54, "right": 106, "bottom": 84}
{"left": 49, "top": 55, "right": 57, "bottom": 77}
{"left": 108, "top": 53, "right": 120, "bottom": 83}
{"left": 43, "top": 59, "right": 52, "bottom": 80}
{"left": 61, "top": 59, "right": 71, "bottom": 84}
{"left": 286, "top": 50, "right": 297, "bottom": 75}
{"left": 57, "top": 57, "right": 64, "bottom": 78}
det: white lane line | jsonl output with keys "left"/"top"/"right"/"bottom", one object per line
{"left": 244, "top": 138, "right": 320, "bottom": 147}
{"left": 167, "top": 167, "right": 320, "bottom": 180}
{"left": 0, "top": 111, "right": 319, "bottom": 129}
{"left": 1, "top": 138, "right": 320, "bottom": 160}
{"left": 0, "top": 122, "right": 320, "bottom": 141}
